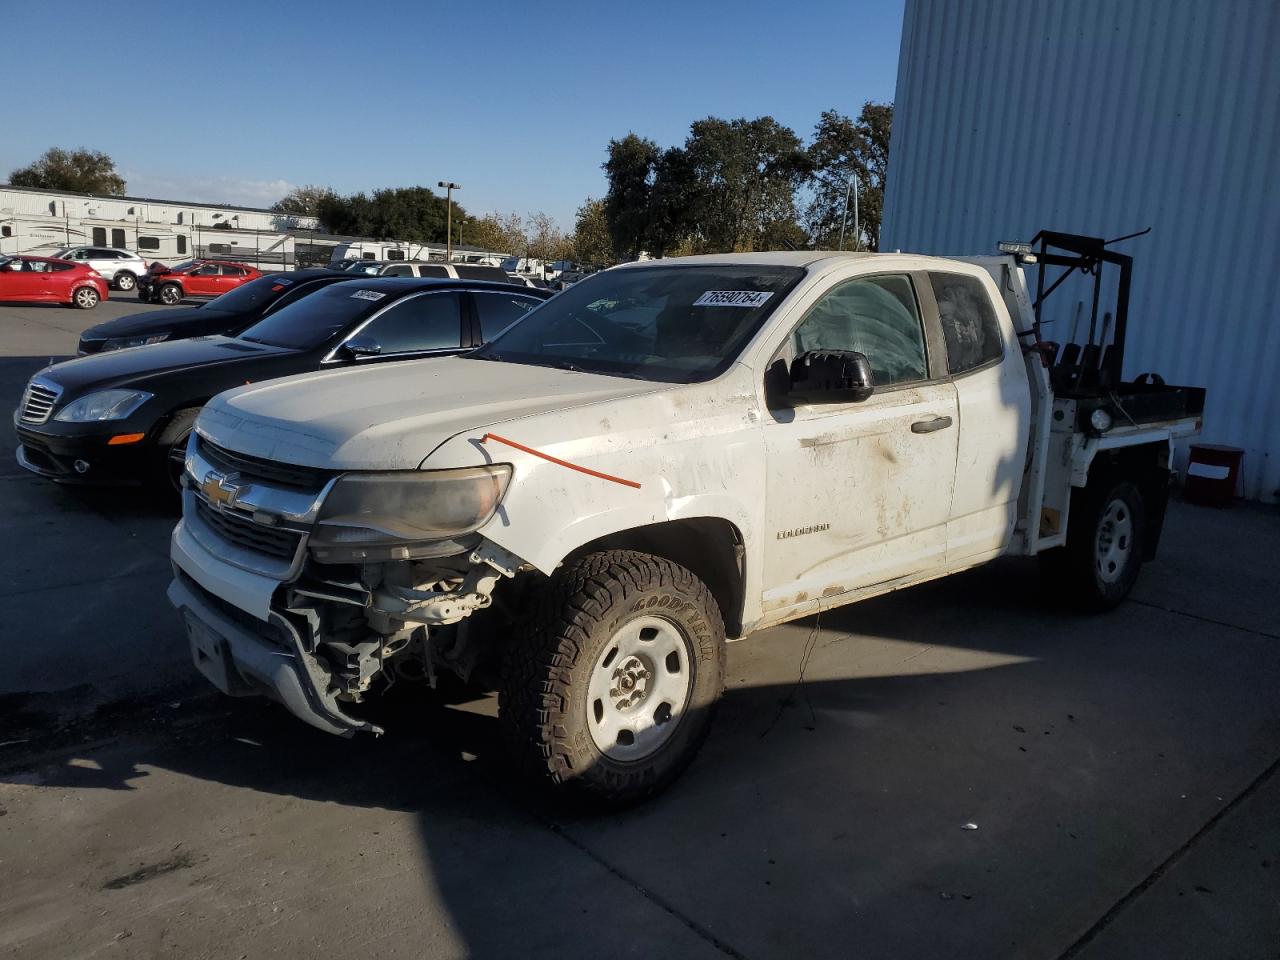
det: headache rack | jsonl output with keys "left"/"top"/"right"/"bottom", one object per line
{"left": 1020, "top": 229, "right": 1205, "bottom": 427}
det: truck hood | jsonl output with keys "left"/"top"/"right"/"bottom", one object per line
{"left": 197, "top": 355, "right": 665, "bottom": 469}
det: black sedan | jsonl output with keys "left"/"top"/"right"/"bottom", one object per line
{"left": 77, "top": 268, "right": 351, "bottom": 355}
{"left": 15, "top": 278, "right": 549, "bottom": 494}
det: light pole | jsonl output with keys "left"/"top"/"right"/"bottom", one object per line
{"left": 438, "top": 180, "right": 462, "bottom": 261}
{"left": 837, "top": 172, "right": 860, "bottom": 251}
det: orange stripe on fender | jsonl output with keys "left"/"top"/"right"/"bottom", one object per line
{"left": 481, "top": 433, "right": 641, "bottom": 490}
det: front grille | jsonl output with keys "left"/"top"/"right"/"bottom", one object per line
{"left": 195, "top": 498, "right": 303, "bottom": 561}
{"left": 19, "top": 380, "right": 60, "bottom": 424}
{"left": 198, "top": 436, "right": 333, "bottom": 490}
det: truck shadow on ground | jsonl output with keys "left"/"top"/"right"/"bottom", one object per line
{"left": 9, "top": 558, "right": 1205, "bottom": 958}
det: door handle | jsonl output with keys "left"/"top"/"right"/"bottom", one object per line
{"left": 911, "top": 415, "right": 953, "bottom": 434}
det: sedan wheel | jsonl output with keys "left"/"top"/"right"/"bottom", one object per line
{"left": 73, "top": 287, "right": 100, "bottom": 309}
{"left": 114, "top": 272, "right": 136, "bottom": 291}
{"left": 159, "top": 284, "right": 183, "bottom": 305}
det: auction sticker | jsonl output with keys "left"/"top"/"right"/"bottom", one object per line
{"left": 350, "top": 289, "right": 386, "bottom": 301}
{"left": 693, "top": 290, "right": 773, "bottom": 308}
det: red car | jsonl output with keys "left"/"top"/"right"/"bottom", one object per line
{"left": 0, "top": 255, "right": 109, "bottom": 309}
{"left": 137, "top": 260, "right": 262, "bottom": 305}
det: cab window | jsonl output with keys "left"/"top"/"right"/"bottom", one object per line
{"left": 929, "top": 272, "right": 1003, "bottom": 375}
{"left": 789, "top": 274, "right": 928, "bottom": 387}
{"left": 356, "top": 292, "right": 462, "bottom": 354}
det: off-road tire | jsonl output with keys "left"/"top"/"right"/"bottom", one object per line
{"left": 1041, "top": 477, "right": 1145, "bottom": 612}
{"left": 114, "top": 271, "right": 136, "bottom": 291}
{"left": 159, "top": 283, "right": 183, "bottom": 305}
{"left": 500, "top": 550, "right": 726, "bottom": 806}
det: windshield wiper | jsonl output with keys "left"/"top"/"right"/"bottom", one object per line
{"left": 548, "top": 360, "right": 584, "bottom": 373}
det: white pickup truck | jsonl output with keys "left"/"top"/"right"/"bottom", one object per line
{"left": 168, "top": 233, "right": 1204, "bottom": 805}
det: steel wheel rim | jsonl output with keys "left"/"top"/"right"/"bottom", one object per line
{"left": 586, "top": 615, "right": 693, "bottom": 762}
{"left": 161, "top": 286, "right": 180, "bottom": 304}
{"left": 1095, "top": 497, "right": 1133, "bottom": 584}
{"left": 76, "top": 288, "right": 96, "bottom": 307}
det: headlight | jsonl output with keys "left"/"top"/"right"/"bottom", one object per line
{"left": 310, "top": 465, "right": 513, "bottom": 563}
{"left": 1089, "top": 408, "right": 1113, "bottom": 434}
{"left": 54, "top": 389, "right": 153, "bottom": 422}
{"left": 101, "top": 332, "right": 170, "bottom": 351}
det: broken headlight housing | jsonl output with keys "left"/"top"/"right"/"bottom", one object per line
{"left": 309, "top": 465, "right": 512, "bottom": 564}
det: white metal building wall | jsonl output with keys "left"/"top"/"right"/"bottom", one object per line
{"left": 882, "top": 0, "right": 1280, "bottom": 500}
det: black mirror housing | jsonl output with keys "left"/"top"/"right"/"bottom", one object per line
{"left": 340, "top": 334, "right": 382, "bottom": 359}
{"left": 788, "top": 349, "right": 875, "bottom": 404}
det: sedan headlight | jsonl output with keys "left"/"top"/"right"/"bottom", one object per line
{"left": 310, "top": 465, "right": 513, "bottom": 563}
{"left": 54, "top": 389, "right": 153, "bottom": 422}
{"left": 101, "top": 332, "right": 170, "bottom": 351}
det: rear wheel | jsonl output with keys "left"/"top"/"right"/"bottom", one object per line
{"left": 159, "top": 283, "right": 183, "bottom": 305}
{"left": 500, "top": 550, "right": 725, "bottom": 807}
{"left": 114, "top": 272, "right": 136, "bottom": 291}
{"left": 72, "top": 286, "right": 100, "bottom": 309}
{"left": 1042, "top": 478, "right": 1145, "bottom": 612}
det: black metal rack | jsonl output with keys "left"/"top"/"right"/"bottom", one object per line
{"left": 1025, "top": 228, "right": 1204, "bottom": 426}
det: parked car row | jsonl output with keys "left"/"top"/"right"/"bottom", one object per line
{"left": 337, "top": 258, "right": 546, "bottom": 287}
{"left": 15, "top": 274, "right": 550, "bottom": 491}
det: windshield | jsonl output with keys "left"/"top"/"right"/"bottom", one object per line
{"left": 237, "top": 283, "right": 385, "bottom": 350}
{"left": 155, "top": 260, "right": 196, "bottom": 273}
{"left": 471, "top": 264, "right": 804, "bottom": 383}
{"left": 203, "top": 274, "right": 301, "bottom": 315}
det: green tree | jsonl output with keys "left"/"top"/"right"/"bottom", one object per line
{"left": 603, "top": 133, "right": 660, "bottom": 259}
{"left": 315, "top": 186, "right": 463, "bottom": 243}
{"left": 678, "top": 116, "right": 811, "bottom": 253}
{"left": 525, "top": 211, "right": 572, "bottom": 262}
{"left": 270, "top": 184, "right": 336, "bottom": 217}
{"left": 571, "top": 198, "right": 613, "bottom": 267}
{"left": 465, "top": 211, "right": 526, "bottom": 255}
{"left": 9, "top": 147, "right": 126, "bottom": 194}
{"left": 804, "top": 102, "right": 893, "bottom": 251}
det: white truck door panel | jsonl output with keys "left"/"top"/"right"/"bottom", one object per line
{"left": 928, "top": 270, "right": 1033, "bottom": 563}
{"left": 760, "top": 272, "right": 959, "bottom": 612}
{"left": 762, "top": 382, "right": 958, "bottom": 610}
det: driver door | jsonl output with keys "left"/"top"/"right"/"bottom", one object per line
{"left": 761, "top": 272, "right": 958, "bottom": 613}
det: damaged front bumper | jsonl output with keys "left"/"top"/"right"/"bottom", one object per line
{"left": 168, "top": 506, "right": 524, "bottom": 737}
{"left": 168, "top": 570, "right": 380, "bottom": 736}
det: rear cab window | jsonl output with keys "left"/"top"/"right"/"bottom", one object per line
{"left": 929, "top": 272, "right": 1004, "bottom": 375}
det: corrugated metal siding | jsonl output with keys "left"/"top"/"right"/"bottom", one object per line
{"left": 883, "top": 0, "right": 1280, "bottom": 500}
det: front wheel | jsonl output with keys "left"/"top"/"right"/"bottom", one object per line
{"left": 159, "top": 283, "right": 183, "bottom": 305}
{"left": 72, "top": 286, "right": 100, "bottom": 309}
{"left": 500, "top": 550, "right": 726, "bottom": 806}
{"left": 1041, "top": 478, "right": 1145, "bottom": 612}
{"left": 152, "top": 408, "right": 200, "bottom": 509}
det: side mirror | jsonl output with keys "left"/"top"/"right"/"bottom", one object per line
{"left": 340, "top": 334, "right": 382, "bottom": 359}
{"left": 788, "top": 349, "right": 875, "bottom": 404}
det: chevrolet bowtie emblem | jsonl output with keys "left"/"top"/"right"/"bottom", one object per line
{"left": 201, "top": 469, "right": 242, "bottom": 509}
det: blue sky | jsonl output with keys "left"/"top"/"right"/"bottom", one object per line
{"left": 0, "top": 0, "right": 903, "bottom": 227}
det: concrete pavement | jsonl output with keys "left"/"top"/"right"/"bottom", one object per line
{"left": 1, "top": 297, "right": 1278, "bottom": 959}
